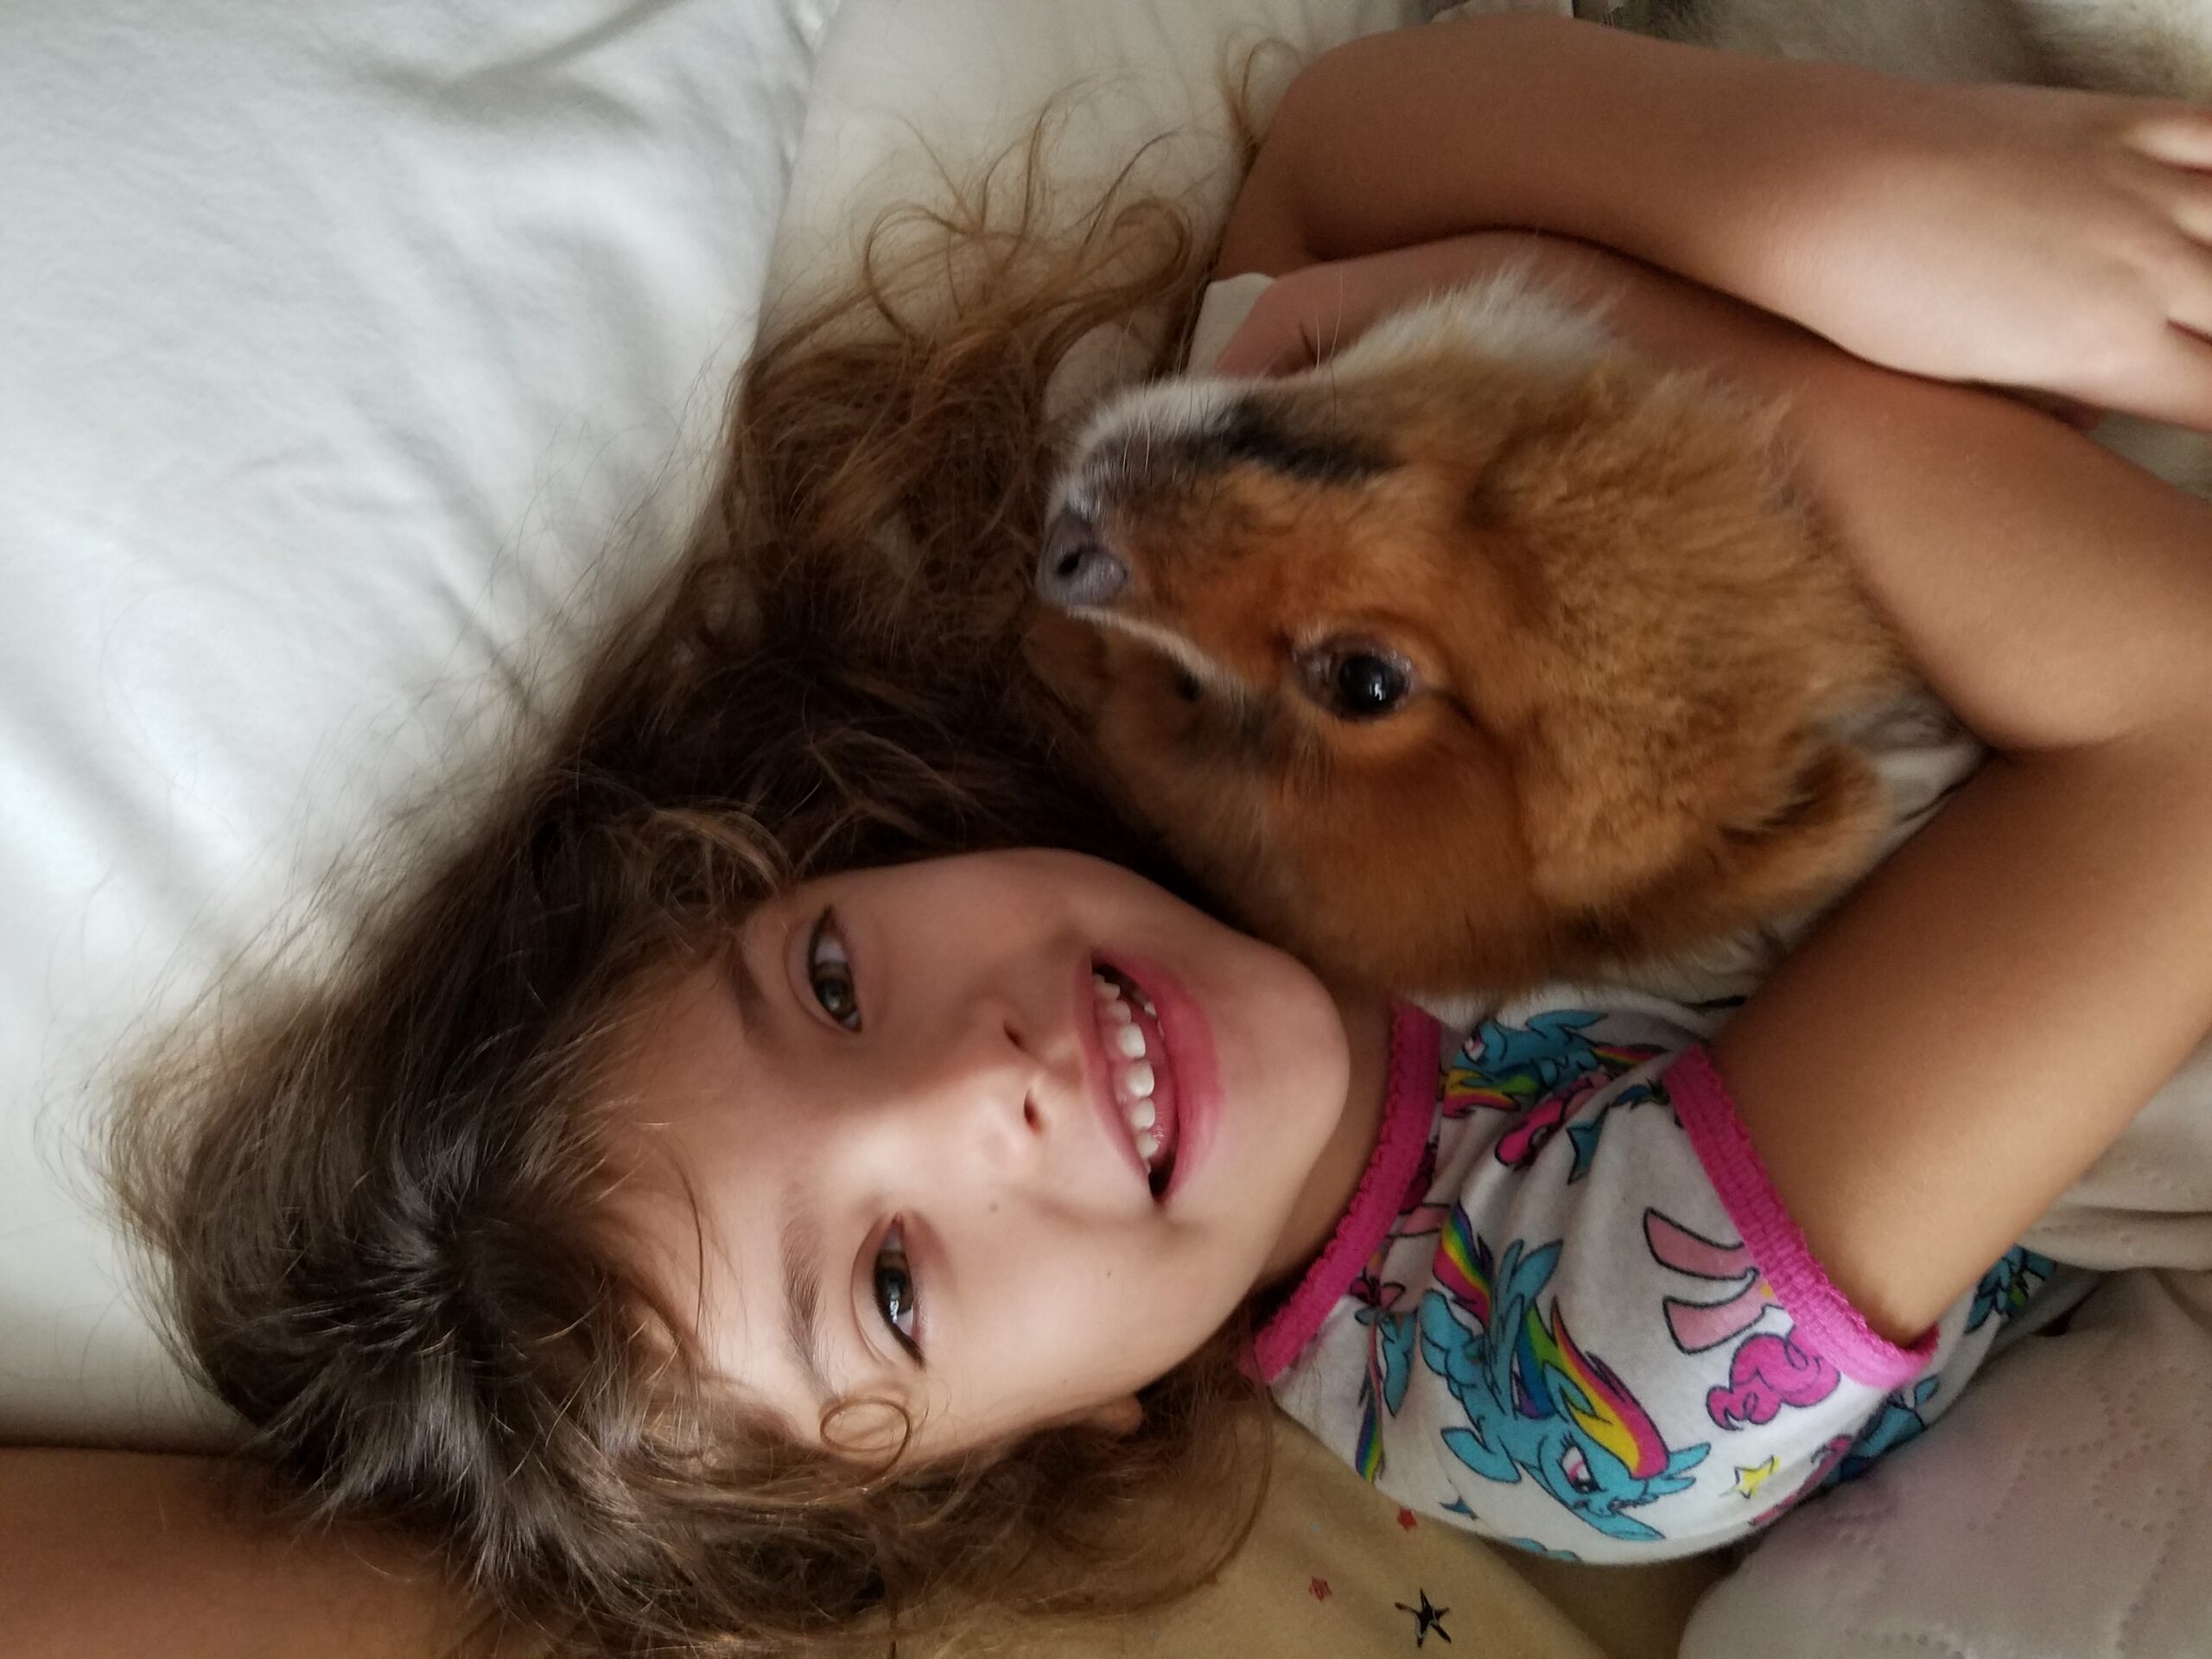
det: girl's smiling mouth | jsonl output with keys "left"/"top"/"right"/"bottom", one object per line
{"left": 1089, "top": 960, "right": 1179, "bottom": 1198}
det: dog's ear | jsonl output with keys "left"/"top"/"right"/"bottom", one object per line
{"left": 1022, "top": 607, "right": 1112, "bottom": 715}
{"left": 1515, "top": 706, "right": 1715, "bottom": 912}
{"left": 1516, "top": 702, "right": 1885, "bottom": 910}
{"left": 1520, "top": 723, "right": 1886, "bottom": 953}
{"left": 1695, "top": 739, "right": 1890, "bottom": 925}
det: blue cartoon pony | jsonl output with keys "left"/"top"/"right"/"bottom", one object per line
{"left": 1417, "top": 1207, "right": 1707, "bottom": 1542}
{"left": 1442, "top": 1011, "right": 1662, "bottom": 1181}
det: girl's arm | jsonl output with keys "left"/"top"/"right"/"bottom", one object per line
{"left": 0, "top": 1450, "right": 497, "bottom": 1659}
{"left": 1218, "top": 234, "right": 2212, "bottom": 1343}
{"left": 1223, "top": 15, "right": 2212, "bottom": 428}
{"left": 1680, "top": 308, "right": 2212, "bottom": 1342}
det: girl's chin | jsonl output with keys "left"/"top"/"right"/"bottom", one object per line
{"left": 1215, "top": 1039, "right": 1345, "bottom": 1171}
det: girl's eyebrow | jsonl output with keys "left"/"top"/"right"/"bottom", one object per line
{"left": 722, "top": 920, "right": 833, "bottom": 1405}
{"left": 721, "top": 924, "right": 771, "bottom": 1027}
{"left": 778, "top": 1192, "right": 834, "bottom": 1406}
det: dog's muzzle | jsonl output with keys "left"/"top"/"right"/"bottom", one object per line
{"left": 1037, "top": 504, "right": 1128, "bottom": 610}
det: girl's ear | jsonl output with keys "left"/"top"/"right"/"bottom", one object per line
{"left": 1076, "top": 1395, "right": 1143, "bottom": 1437}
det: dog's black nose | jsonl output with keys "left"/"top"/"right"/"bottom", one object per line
{"left": 1037, "top": 506, "right": 1128, "bottom": 610}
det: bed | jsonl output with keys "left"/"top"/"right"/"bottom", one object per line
{"left": 3, "top": 3, "right": 2205, "bottom": 1656}
{"left": 1, "top": 0, "right": 833, "bottom": 1445}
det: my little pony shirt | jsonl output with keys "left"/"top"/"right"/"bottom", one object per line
{"left": 1257, "top": 997, "right": 2082, "bottom": 1563}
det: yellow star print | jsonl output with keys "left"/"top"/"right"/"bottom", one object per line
{"left": 1732, "top": 1456, "right": 1781, "bottom": 1500}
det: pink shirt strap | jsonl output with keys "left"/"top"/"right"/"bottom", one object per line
{"left": 1667, "top": 1047, "right": 1937, "bottom": 1390}
{"left": 1249, "top": 1003, "right": 1444, "bottom": 1384}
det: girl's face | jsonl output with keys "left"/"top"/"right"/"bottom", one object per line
{"left": 607, "top": 849, "right": 1389, "bottom": 1458}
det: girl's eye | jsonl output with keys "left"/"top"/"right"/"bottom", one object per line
{"left": 807, "top": 908, "right": 861, "bottom": 1032}
{"left": 874, "top": 1221, "right": 921, "bottom": 1359}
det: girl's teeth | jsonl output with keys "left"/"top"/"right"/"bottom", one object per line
{"left": 1094, "top": 967, "right": 1168, "bottom": 1170}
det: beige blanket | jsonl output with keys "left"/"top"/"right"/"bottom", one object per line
{"left": 1024, "top": 1418, "right": 1724, "bottom": 1658}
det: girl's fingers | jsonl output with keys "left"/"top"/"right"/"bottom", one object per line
{"left": 2138, "top": 325, "right": 2212, "bottom": 433}
{"left": 2174, "top": 175, "right": 2212, "bottom": 246}
{"left": 1213, "top": 283, "right": 1340, "bottom": 378}
{"left": 2130, "top": 107, "right": 2212, "bottom": 169}
{"left": 1211, "top": 314, "right": 1298, "bottom": 377}
{"left": 1211, "top": 334, "right": 1308, "bottom": 378}
{"left": 2165, "top": 239, "right": 2212, "bottom": 338}
{"left": 2007, "top": 390, "right": 2105, "bottom": 431}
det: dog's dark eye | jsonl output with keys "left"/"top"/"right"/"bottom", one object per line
{"left": 1336, "top": 654, "right": 1405, "bottom": 715}
{"left": 1295, "top": 641, "right": 1417, "bottom": 721}
{"left": 1172, "top": 668, "right": 1203, "bottom": 703}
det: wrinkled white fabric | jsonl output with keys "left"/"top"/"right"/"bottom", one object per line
{"left": 0, "top": 0, "right": 833, "bottom": 1441}
{"left": 1688, "top": 1266, "right": 2212, "bottom": 1659}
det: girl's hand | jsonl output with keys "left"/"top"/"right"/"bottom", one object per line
{"left": 1220, "top": 16, "right": 2212, "bottom": 429}
{"left": 1744, "top": 81, "right": 2212, "bottom": 431}
{"left": 1216, "top": 235, "right": 1839, "bottom": 410}
{"left": 1211, "top": 244, "right": 1526, "bottom": 378}
{"left": 0, "top": 1450, "right": 479, "bottom": 1659}
{"left": 1217, "top": 233, "right": 2101, "bottom": 428}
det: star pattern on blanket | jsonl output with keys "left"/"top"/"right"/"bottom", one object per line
{"left": 1395, "top": 1588, "right": 1452, "bottom": 1648}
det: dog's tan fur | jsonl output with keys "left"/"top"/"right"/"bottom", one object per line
{"left": 1028, "top": 0, "right": 2212, "bottom": 1001}
{"left": 1032, "top": 283, "right": 1908, "bottom": 998}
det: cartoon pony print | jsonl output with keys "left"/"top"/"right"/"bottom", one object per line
{"left": 1417, "top": 1205, "right": 1708, "bottom": 1542}
{"left": 1350, "top": 1264, "right": 1417, "bottom": 1483}
{"left": 1969, "top": 1246, "right": 2056, "bottom": 1332}
{"left": 1733, "top": 1248, "right": 2045, "bottom": 1523}
{"left": 1437, "top": 1010, "right": 1663, "bottom": 1186}
{"left": 1640, "top": 1210, "right": 1846, "bottom": 1433}
{"left": 1348, "top": 1120, "right": 1454, "bottom": 1482}
{"left": 1758, "top": 1376, "right": 1944, "bottom": 1523}
{"left": 1833, "top": 1377, "right": 1941, "bottom": 1482}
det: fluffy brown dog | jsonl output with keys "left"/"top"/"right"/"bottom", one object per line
{"left": 1028, "top": 276, "right": 1910, "bottom": 999}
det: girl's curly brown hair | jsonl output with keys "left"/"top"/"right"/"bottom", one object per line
{"left": 111, "top": 115, "right": 1284, "bottom": 1657}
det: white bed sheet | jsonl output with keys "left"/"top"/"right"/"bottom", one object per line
{"left": 768, "top": 0, "right": 1427, "bottom": 317}
{"left": 0, "top": 0, "right": 834, "bottom": 1443}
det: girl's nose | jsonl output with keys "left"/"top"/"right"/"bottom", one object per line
{"left": 880, "top": 1001, "right": 1049, "bottom": 1180}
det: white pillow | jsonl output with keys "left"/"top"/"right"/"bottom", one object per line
{"left": 0, "top": 0, "right": 835, "bottom": 1443}
{"left": 769, "top": 0, "right": 1431, "bottom": 302}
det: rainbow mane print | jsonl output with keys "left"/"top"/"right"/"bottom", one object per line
{"left": 1442, "top": 1012, "right": 1662, "bottom": 1116}
{"left": 1348, "top": 1255, "right": 1419, "bottom": 1485}
{"left": 1433, "top": 1204, "right": 1494, "bottom": 1326}
{"left": 1440, "top": 1014, "right": 1665, "bottom": 1180}
{"left": 1351, "top": 1293, "right": 1416, "bottom": 1484}
{"left": 1517, "top": 1305, "right": 1672, "bottom": 1483}
{"left": 1418, "top": 1219, "right": 1708, "bottom": 1543}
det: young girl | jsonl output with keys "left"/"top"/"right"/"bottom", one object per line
{"left": 109, "top": 14, "right": 2212, "bottom": 1657}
